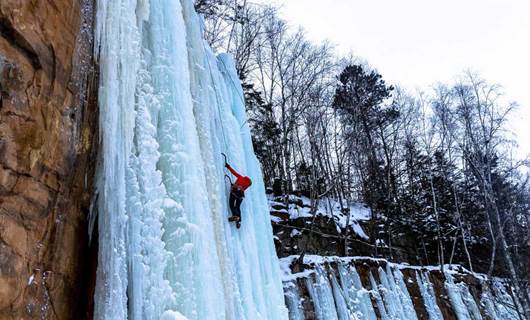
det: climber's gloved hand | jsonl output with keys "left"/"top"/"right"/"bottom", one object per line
{"left": 225, "top": 162, "right": 229, "bottom": 168}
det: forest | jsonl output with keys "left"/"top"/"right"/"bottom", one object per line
{"left": 196, "top": 0, "right": 530, "bottom": 310}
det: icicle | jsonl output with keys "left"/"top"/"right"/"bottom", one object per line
{"left": 284, "top": 281, "right": 305, "bottom": 320}
{"left": 337, "top": 262, "right": 377, "bottom": 320}
{"left": 445, "top": 273, "right": 482, "bottom": 320}
{"left": 369, "top": 272, "right": 390, "bottom": 320}
{"left": 416, "top": 271, "right": 443, "bottom": 320}
{"left": 305, "top": 266, "right": 339, "bottom": 320}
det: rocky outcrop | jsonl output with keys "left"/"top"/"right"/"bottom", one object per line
{"left": 270, "top": 194, "right": 419, "bottom": 263}
{"left": 0, "top": 1, "right": 98, "bottom": 319}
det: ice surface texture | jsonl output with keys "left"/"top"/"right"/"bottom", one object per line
{"left": 93, "top": 0, "right": 288, "bottom": 319}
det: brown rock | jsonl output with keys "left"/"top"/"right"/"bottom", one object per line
{"left": 0, "top": 1, "right": 98, "bottom": 319}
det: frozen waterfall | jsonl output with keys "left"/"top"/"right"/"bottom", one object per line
{"left": 281, "top": 257, "right": 418, "bottom": 320}
{"left": 416, "top": 271, "right": 443, "bottom": 320}
{"left": 92, "top": 0, "right": 288, "bottom": 319}
{"left": 305, "top": 266, "right": 339, "bottom": 320}
{"left": 445, "top": 273, "right": 483, "bottom": 320}
{"left": 337, "top": 262, "right": 377, "bottom": 320}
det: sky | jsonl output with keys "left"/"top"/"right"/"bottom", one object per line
{"left": 254, "top": 0, "right": 530, "bottom": 160}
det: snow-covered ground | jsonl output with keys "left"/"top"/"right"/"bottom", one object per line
{"left": 268, "top": 194, "right": 370, "bottom": 239}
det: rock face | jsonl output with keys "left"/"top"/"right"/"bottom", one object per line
{"left": 0, "top": 1, "right": 97, "bottom": 319}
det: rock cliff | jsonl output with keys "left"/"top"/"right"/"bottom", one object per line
{"left": 0, "top": 1, "right": 97, "bottom": 319}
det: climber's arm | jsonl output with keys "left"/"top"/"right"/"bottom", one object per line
{"left": 226, "top": 164, "right": 242, "bottom": 179}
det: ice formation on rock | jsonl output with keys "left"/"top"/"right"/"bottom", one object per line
{"left": 93, "top": 0, "right": 287, "bottom": 319}
{"left": 416, "top": 271, "right": 444, "bottom": 320}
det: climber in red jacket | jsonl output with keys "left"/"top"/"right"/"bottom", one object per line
{"left": 225, "top": 162, "right": 252, "bottom": 228}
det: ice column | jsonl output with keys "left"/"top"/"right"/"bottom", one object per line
{"left": 93, "top": 0, "right": 288, "bottom": 319}
{"left": 330, "top": 272, "right": 353, "bottom": 320}
{"left": 369, "top": 272, "right": 390, "bottom": 320}
{"left": 416, "top": 272, "right": 443, "bottom": 320}
{"left": 337, "top": 262, "right": 377, "bottom": 320}
{"left": 305, "top": 266, "right": 339, "bottom": 320}
{"left": 377, "top": 266, "right": 418, "bottom": 320}
{"left": 445, "top": 273, "right": 482, "bottom": 320}
{"left": 481, "top": 279, "right": 519, "bottom": 319}
{"left": 284, "top": 282, "right": 305, "bottom": 320}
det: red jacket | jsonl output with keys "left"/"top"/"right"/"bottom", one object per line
{"left": 226, "top": 165, "right": 252, "bottom": 191}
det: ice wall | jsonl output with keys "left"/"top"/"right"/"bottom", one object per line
{"left": 93, "top": 0, "right": 288, "bottom": 319}
{"left": 281, "top": 257, "right": 406, "bottom": 320}
{"left": 281, "top": 256, "right": 520, "bottom": 320}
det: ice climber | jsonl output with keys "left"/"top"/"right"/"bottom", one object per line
{"left": 225, "top": 161, "right": 252, "bottom": 228}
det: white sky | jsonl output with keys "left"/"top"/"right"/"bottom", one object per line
{"left": 254, "top": 0, "right": 530, "bottom": 160}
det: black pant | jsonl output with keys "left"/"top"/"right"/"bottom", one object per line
{"left": 229, "top": 188, "right": 244, "bottom": 219}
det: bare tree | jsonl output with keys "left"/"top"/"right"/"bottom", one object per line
{"left": 453, "top": 73, "right": 530, "bottom": 317}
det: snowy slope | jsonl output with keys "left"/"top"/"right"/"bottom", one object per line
{"left": 92, "top": 0, "right": 287, "bottom": 319}
{"left": 268, "top": 194, "right": 370, "bottom": 239}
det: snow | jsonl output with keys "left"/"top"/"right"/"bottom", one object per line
{"left": 160, "top": 311, "right": 189, "bottom": 320}
{"left": 289, "top": 196, "right": 371, "bottom": 222}
{"left": 268, "top": 195, "right": 370, "bottom": 239}
{"left": 279, "top": 256, "right": 315, "bottom": 282}
{"left": 288, "top": 229, "right": 300, "bottom": 237}
{"left": 93, "top": 0, "right": 287, "bottom": 318}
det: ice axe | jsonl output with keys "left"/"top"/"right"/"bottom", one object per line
{"left": 221, "top": 153, "right": 233, "bottom": 184}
